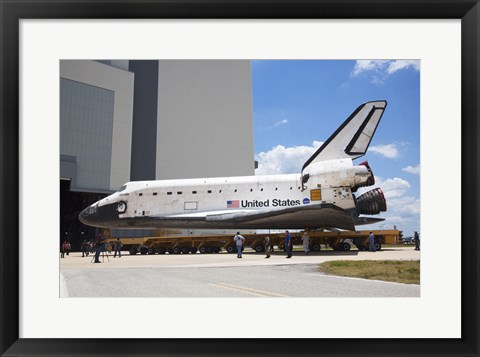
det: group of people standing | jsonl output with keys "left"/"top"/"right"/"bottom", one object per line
{"left": 233, "top": 230, "right": 312, "bottom": 259}
{"left": 234, "top": 230, "right": 422, "bottom": 256}
{"left": 366, "top": 231, "right": 420, "bottom": 252}
{"left": 93, "top": 235, "right": 123, "bottom": 263}
{"left": 284, "top": 230, "right": 311, "bottom": 257}
{"left": 60, "top": 233, "right": 123, "bottom": 263}
{"left": 60, "top": 241, "right": 71, "bottom": 258}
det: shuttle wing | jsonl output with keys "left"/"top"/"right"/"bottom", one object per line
{"left": 162, "top": 204, "right": 373, "bottom": 230}
{"left": 302, "top": 100, "right": 387, "bottom": 173}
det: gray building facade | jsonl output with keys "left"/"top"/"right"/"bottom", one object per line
{"left": 155, "top": 60, "right": 254, "bottom": 180}
{"left": 61, "top": 59, "right": 254, "bottom": 191}
{"left": 60, "top": 60, "right": 135, "bottom": 192}
{"left": 60, "top": 60, "right": 254, "bottom": 243}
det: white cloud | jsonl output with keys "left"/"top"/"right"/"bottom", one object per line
{"left": 255, "top": 141, "right": 322, "bottom": 175}
{"left": 255, "top": 141, "right": 399, "bottom": 175}
{"left": 379, "top": 177, "right": 411, "bottom": 198}
{"left": 273, "top": 119, "right": 288, "bottom": 127}
{"left": 392, "top": 196, "right": 421, "bottom": 215}
{"left": 369, "top": 144, "right": 399, "bottom": 159}
{"left": 358, "top": 177, "right": 411, "bottom": 200}
{"left": 402, "top": 164, "right": 420, "bottom": 174}
{"left": 254, "top": 108, "right": 290, "bottom": 131}
{"left": 371, "top": 76, "right": 386, "bottom": 86}
{"left": 351, "top": 60, "right": 390, "bottom": 77}
{"left": 386, "top": 60, "right": 420, "bottom": 74}
{"left": 351, "top": 60, "right": 420, "bottom": 84}
{"left": 380, "top": 194, "right": 420, "bottom": 234}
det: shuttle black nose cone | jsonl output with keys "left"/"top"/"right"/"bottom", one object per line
{"left": 79, "top": 202, "right": 120, "bottom": 228}
{"left": 79, "top": 205, "right": 98, "bottom": 226}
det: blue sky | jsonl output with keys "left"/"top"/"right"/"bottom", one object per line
{"left": 251, "top": 60, "right": 420, "bottom": 237}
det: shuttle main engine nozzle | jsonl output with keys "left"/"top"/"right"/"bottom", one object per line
{"left": 357, "top": 188, "right": 387, "bottom": 215}
{"left": 352, "top": 161, "right": 376, "bottom": 192}
{"left": 359, "top": 161, "right": 375, "bottom": 186}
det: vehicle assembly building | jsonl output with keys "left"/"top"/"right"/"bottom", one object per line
{"left": 60, "top": 60, "right": 254, "bottom": 247}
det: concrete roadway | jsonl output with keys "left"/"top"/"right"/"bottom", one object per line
{"left": 60, "top": 247, "right": 420, "bottom": 298}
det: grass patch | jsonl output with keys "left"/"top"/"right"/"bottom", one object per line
{"left": 318, "top": 260, "right": 420, "bottom": 285}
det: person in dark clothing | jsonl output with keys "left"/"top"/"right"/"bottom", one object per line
{"left": 94, "top": 234, "right": 106, "bottom": 263}
{"left": 414, "top": 231, "right": 420, "bottom": 251}
{"left": 368, "top": 232, "right": 376, "bottom": 252}
{"left": 81, "top": 240, "right": 89, "bottom": 257}
{"left": 114, "top": 238, "right": 123, "bottom": 258}
{"left": 285, "top": 231, "right": 292, "bottom": 258}
{"left": 60, "top": 241, "right": 66, "bottom": 258}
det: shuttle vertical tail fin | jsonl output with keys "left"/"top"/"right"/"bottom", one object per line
{"left": 301, "top": 100, "right": 387, "bottom": 174}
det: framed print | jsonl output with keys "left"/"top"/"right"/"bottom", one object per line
{"left": 1, "top": 0, "right": 479, "bottom": 356}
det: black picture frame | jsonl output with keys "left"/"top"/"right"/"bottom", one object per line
{"left": 1, "top": 1, "right": 478, "bottom": 356}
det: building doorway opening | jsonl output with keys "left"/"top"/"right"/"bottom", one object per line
{"left": 60, "top": 179, "right": 107, "bottom": 251}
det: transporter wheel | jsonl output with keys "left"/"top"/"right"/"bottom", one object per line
{"left": 173, "top": 247, "right": 182, "bottom": 254}
{"left": 190, "top": 247, "right": 198, "bottom": 254}
{"left": 206, "top": 246, "right": 214, "bottom": 254}
{"left": 254, "top": 244, "right": 264, "bottom": 253}
{"left": 147, "top": 247, "right": 156, "bottom": 255}
{"left": 311, "top": 243, "right": 321, "bottom": 252}
{"left": 181, "top": 247, "right": 190, "bottom": 254}
{"left": 139, "top": 247, "right": 148, "bottom": 255}
{"left": 166, "top": 248, "right": 173, "bottom": 254}
{"left": 156, "top": 247, "right": 166, "bottom": 255}
{"left": 375, "top": 242, "right": 382, "bottom": 251}
{"left": 342, "top": 242, "right": 351, "bottom": 251}
{"left": 226, "top": 246, "right": 236, "bottom": 254}
{"left": 199, "top": 246, "right": 207, "bottom": 254}
{"left": 129, "top": 247, "right": 137, "bottom": 255}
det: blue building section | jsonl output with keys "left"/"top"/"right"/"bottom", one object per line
{"left": 60, "top": 78, "right": 114, "bottom": 192}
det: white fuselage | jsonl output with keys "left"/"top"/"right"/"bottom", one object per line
{"left": 96, "top": 158, "right": 369, "bottom": 221}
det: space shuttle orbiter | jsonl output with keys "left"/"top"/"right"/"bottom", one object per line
{"left": 80, "top": 100, "right": 387, "bottom": 231}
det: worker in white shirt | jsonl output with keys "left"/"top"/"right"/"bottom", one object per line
{"left": 234, "top": 232, "right": 245, "bottom": 258}
{"left": 302, "top": 230, "right": 310, "bottom": 255}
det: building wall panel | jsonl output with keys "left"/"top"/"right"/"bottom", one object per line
{"left": 156, "top": 60, "right": 254, "bottom": 180}
{"left": 60, "top": 60, "right": 134, "bottom": 191}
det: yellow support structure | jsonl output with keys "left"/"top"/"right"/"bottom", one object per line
{"left": 107, "top": 229, "right": 402, "bottom": 254}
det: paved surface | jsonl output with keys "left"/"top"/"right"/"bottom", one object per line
{"left": 60, "top": 247, "right": 420, "bottom": 298}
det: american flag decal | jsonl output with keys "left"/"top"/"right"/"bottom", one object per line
{"left": 227, "top": 200, "right": 239, "bottom": 208}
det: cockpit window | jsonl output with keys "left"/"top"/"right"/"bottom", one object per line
{"left": 118, "top": 185, "right": 127, "bottom": 192}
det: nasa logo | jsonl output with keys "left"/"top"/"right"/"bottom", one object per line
{"left": 303, "top": 198, "right": 310, "bottom": 205}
